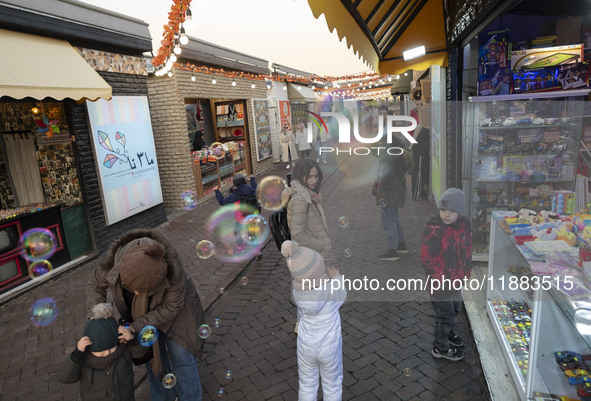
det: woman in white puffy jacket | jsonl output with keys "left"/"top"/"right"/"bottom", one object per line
{"left": 282, "top": 240, "right": 347, "bottom": 401}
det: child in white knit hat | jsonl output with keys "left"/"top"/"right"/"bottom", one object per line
{"left": 281, "top": 240, "right": 347, "bottom": 401}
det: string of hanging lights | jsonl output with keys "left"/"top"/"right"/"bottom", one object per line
{"left": 152, "top": 0, "right": 398, "bottom": 100}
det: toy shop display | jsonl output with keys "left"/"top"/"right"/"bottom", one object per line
{"left": 191, "top": 141, "right": 247, "bottom": 198}
{"left": 465, "top": 96, "right": 585, "bottom": 256}
{"left": 513, "top": 63, "right": 590, "bottom": 94}
{"left": 511, "top": 44, "right": 584, "bottom": 71}
{"left": 487, "top": 209, "right": 591, "bottom": 401}
{"left": 478, "top": 29, "right": 512, "bottom": 96}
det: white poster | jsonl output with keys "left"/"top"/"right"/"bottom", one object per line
{"left": 86, "top": 96, "right": 163, "bottom": 225}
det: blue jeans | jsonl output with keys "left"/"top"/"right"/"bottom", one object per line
{"left": 430, "top": 291, "right": 462, "bottom": 351}
{"left": 380, "top": 207, "right": 404, "bottom": 250}
{"left": 146, "top": 333, "right": 203, "bottom": 401}
{"left": 233, "top": 221, "right": 244, "bottom": 246}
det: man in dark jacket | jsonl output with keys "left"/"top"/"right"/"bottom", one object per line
{"left": 374, "top": 137, "right": 410, "bottom": 261}
{"left": 87, "top": 229, "right": 206, "bottom": 401}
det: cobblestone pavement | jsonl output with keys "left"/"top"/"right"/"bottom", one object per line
{"left": 0, "top": 150, "right": 490, "bottom": 401}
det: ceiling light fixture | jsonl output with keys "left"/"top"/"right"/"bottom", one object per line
{"left": 403, "top": 45, "right": 425, "bottom": 61}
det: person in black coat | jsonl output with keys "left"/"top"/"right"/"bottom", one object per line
{"left": 192, "top": 130, "right": 205, "bottom": 151}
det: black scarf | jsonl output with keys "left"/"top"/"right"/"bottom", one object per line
{"left": 85, "top": 344, "right": 126, "bottom": 370}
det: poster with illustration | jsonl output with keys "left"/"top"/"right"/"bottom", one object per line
{"left": 86, "top": 96, "right": 163, "bottom": 225}
{"left": 252, "top": 99, "right": 273, "bottom": 161}
{"left": 279, "top": 100, "right": 291, "bottom": 129}
{"left": 478, "top": 29, "right": 512, "bottom": 96}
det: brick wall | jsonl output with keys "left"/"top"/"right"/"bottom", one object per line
{"left": 148, "top": 68, "right": 275, "bottom": 211}
{"left": 70, "top": 71, "right": 167, "bottom": 252}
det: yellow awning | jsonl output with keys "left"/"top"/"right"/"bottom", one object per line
{"left": 0, "top": 29, "right": 112, "bottom": 101}
{"left": 307, "top": 0, "right": 447, "bottom": 75}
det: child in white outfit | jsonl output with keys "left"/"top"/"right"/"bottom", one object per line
{"left": 281, "top": 240, "right": 346, "bottom": 401}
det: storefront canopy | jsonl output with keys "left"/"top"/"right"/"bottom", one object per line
{"left": 307, "top": 0, "right": 447, "bottom": 75}
{"left": 288, "top": 83, "right": 320, "bottom": 103}
{"left": 0, "top": 29, "right": 112, "bottom": 101}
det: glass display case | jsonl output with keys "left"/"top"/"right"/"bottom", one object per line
{"left": 191, "top": 142, "right": 248, "bottom": 198}
{"left": 488, "top": 214, "right": 591, "bottom": 401}
{"left": 463, "top": 91, "right": 589, "bottom": 259}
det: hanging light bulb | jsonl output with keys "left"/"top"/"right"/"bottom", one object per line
{"left": 174, "top": 38, "right": 182, "bottom": 55}
{"left": 168, "top": 71, "right": 173, "bottom": 77}
{"left": 191, "top": 74, "right": 196, "bottom": 82}
{"left": 336, "top": 82, "right": 340, "bottom": 88}
{"left": 251, "top": 82, "right": 256, "bottom": 89}
{"left": 369, "top": 84, "right": 372, "bottom": 88}
{"left": 266, "top": 81, "right": 271, "bottom": 89}
{"left": 348, "top": 81, "right": 351, "bottom": 87}
{"left": 180, "top": 26, "right": 189, "bottom": 45}
{"left": 231, "top": 79, "right": 236, "bottom": 86}
{"left": 212, "top": 77, "right": 217, "bottom": 84}
{"left": 170, "top": 54, "right": 177, "bottom": 63}
{"left": 297, "top": 85, "right": 301, "bottom": 90}
{"left": 388, "top": 76, "right": 392, "bottom": 82}
{"left": 283, "top": 83, "right": 287, "bottom": 90}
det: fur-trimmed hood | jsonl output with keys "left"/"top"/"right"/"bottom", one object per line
{"left": 87, "top": 228, "right": 206, "bottom": 355}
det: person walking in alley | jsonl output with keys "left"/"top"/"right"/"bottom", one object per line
{"left": 215, "top": 173, "right": 259, "bottom": 253}
{"left": 420, "top": 188, "right": 473, "bottom": 361}
{"left": 57, "top": 303, "right": 147, "bottom": 401}
{"left": 373, "top": 136, "right": 411, "bottom": 261}
{"left": 295, "top": 122, "right": 312, "bottom": 159}
{"left": 282, "top": 240, "right": 346, "bottom": 401}
{"left": 280, "top": 123, "right": 298, "bottom": 169}
{"left": 87, "top": 229, "right": 206, "bottom": 401}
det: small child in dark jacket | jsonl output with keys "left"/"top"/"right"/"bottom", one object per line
{"left": 420, "top": 188, "right": 473, "bottom": 362}
{"left": 57, "top": 303, "right": 147, "bottom": 401}
{"left": 215, "top": 173, "right": 257, "bottom": 251}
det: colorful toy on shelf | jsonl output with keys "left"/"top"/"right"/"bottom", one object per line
{"left": 552, "top": 190, "right": 575, "bottom": 215}
{"left": 556, "top": 226, "right": 577, "bottom": 246}
{"left": 532, "top": 227, "right": 558, "bottom": 241}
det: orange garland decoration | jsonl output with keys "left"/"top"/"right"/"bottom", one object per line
{"left": 153, "top": 0, "right": 399, "bottom": 94}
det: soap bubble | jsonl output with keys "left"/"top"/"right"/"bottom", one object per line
{"left": 207, "top": 204, "right": 261, "bottom": 263}
{"left": 20, "top": 228, "right": 57, "bottom": 262}
{"left": 240, "top": 277, "right": 248, "bottom": 286}
{"left": 218, "top": 387, "right": 225, "bottom": 397}
{"left": 161, "top": 373, "right": 177, "bottom": 389}
{"left": 379, "top": 198, "right": 387, "bottom": 207}
{"left": 214, "top": 318, "right": 221, "bottom": 328}
{"left": 225, "top": 370, "right": 232, "bottom": 379}
{"left": 138, "top": 326, "right": 159, "bottom": 347}
{"left": 180, "top": 190, "right": 198, "bottom": 210}
{"left": 198, "top": 324, "right": 211, "bottom": 339}
{"left": 30, "top": 298, "right": 57, "bottom": 327}
{"left": 28, "top": 260, "right": 53, "bottom": 279}
{"left": 241, "top": 215, "right": 269, "bottom": 246}
{"left": 257, "top": 176, "right": 288, "bottom": 211}
{"left": 196, "top": 240, "right": 215, "bottom": 259}
{"left": 403, "top": 368, "right": 412, "bottom": 376}
{"left": 219, "top": 287, "right": 225, "bottom": 294}
{"left": 338, "top": 216, "right": 350, "bottom": 228}
{"left": 344, "top": 248, "right": 352, "bottom": 258}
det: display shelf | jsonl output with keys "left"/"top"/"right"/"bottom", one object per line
{"left": 463, "top": 95, "right": 585, "bottom": 257}
{"left": 488, "top": 216, "right": 591, "bottom": 400}
{"left": 211, "top": 100, "right": 250, "bottom": 176}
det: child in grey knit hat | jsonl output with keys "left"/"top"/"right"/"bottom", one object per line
{"left": 420, "top": 188, "right": 473, "bottom": 362}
